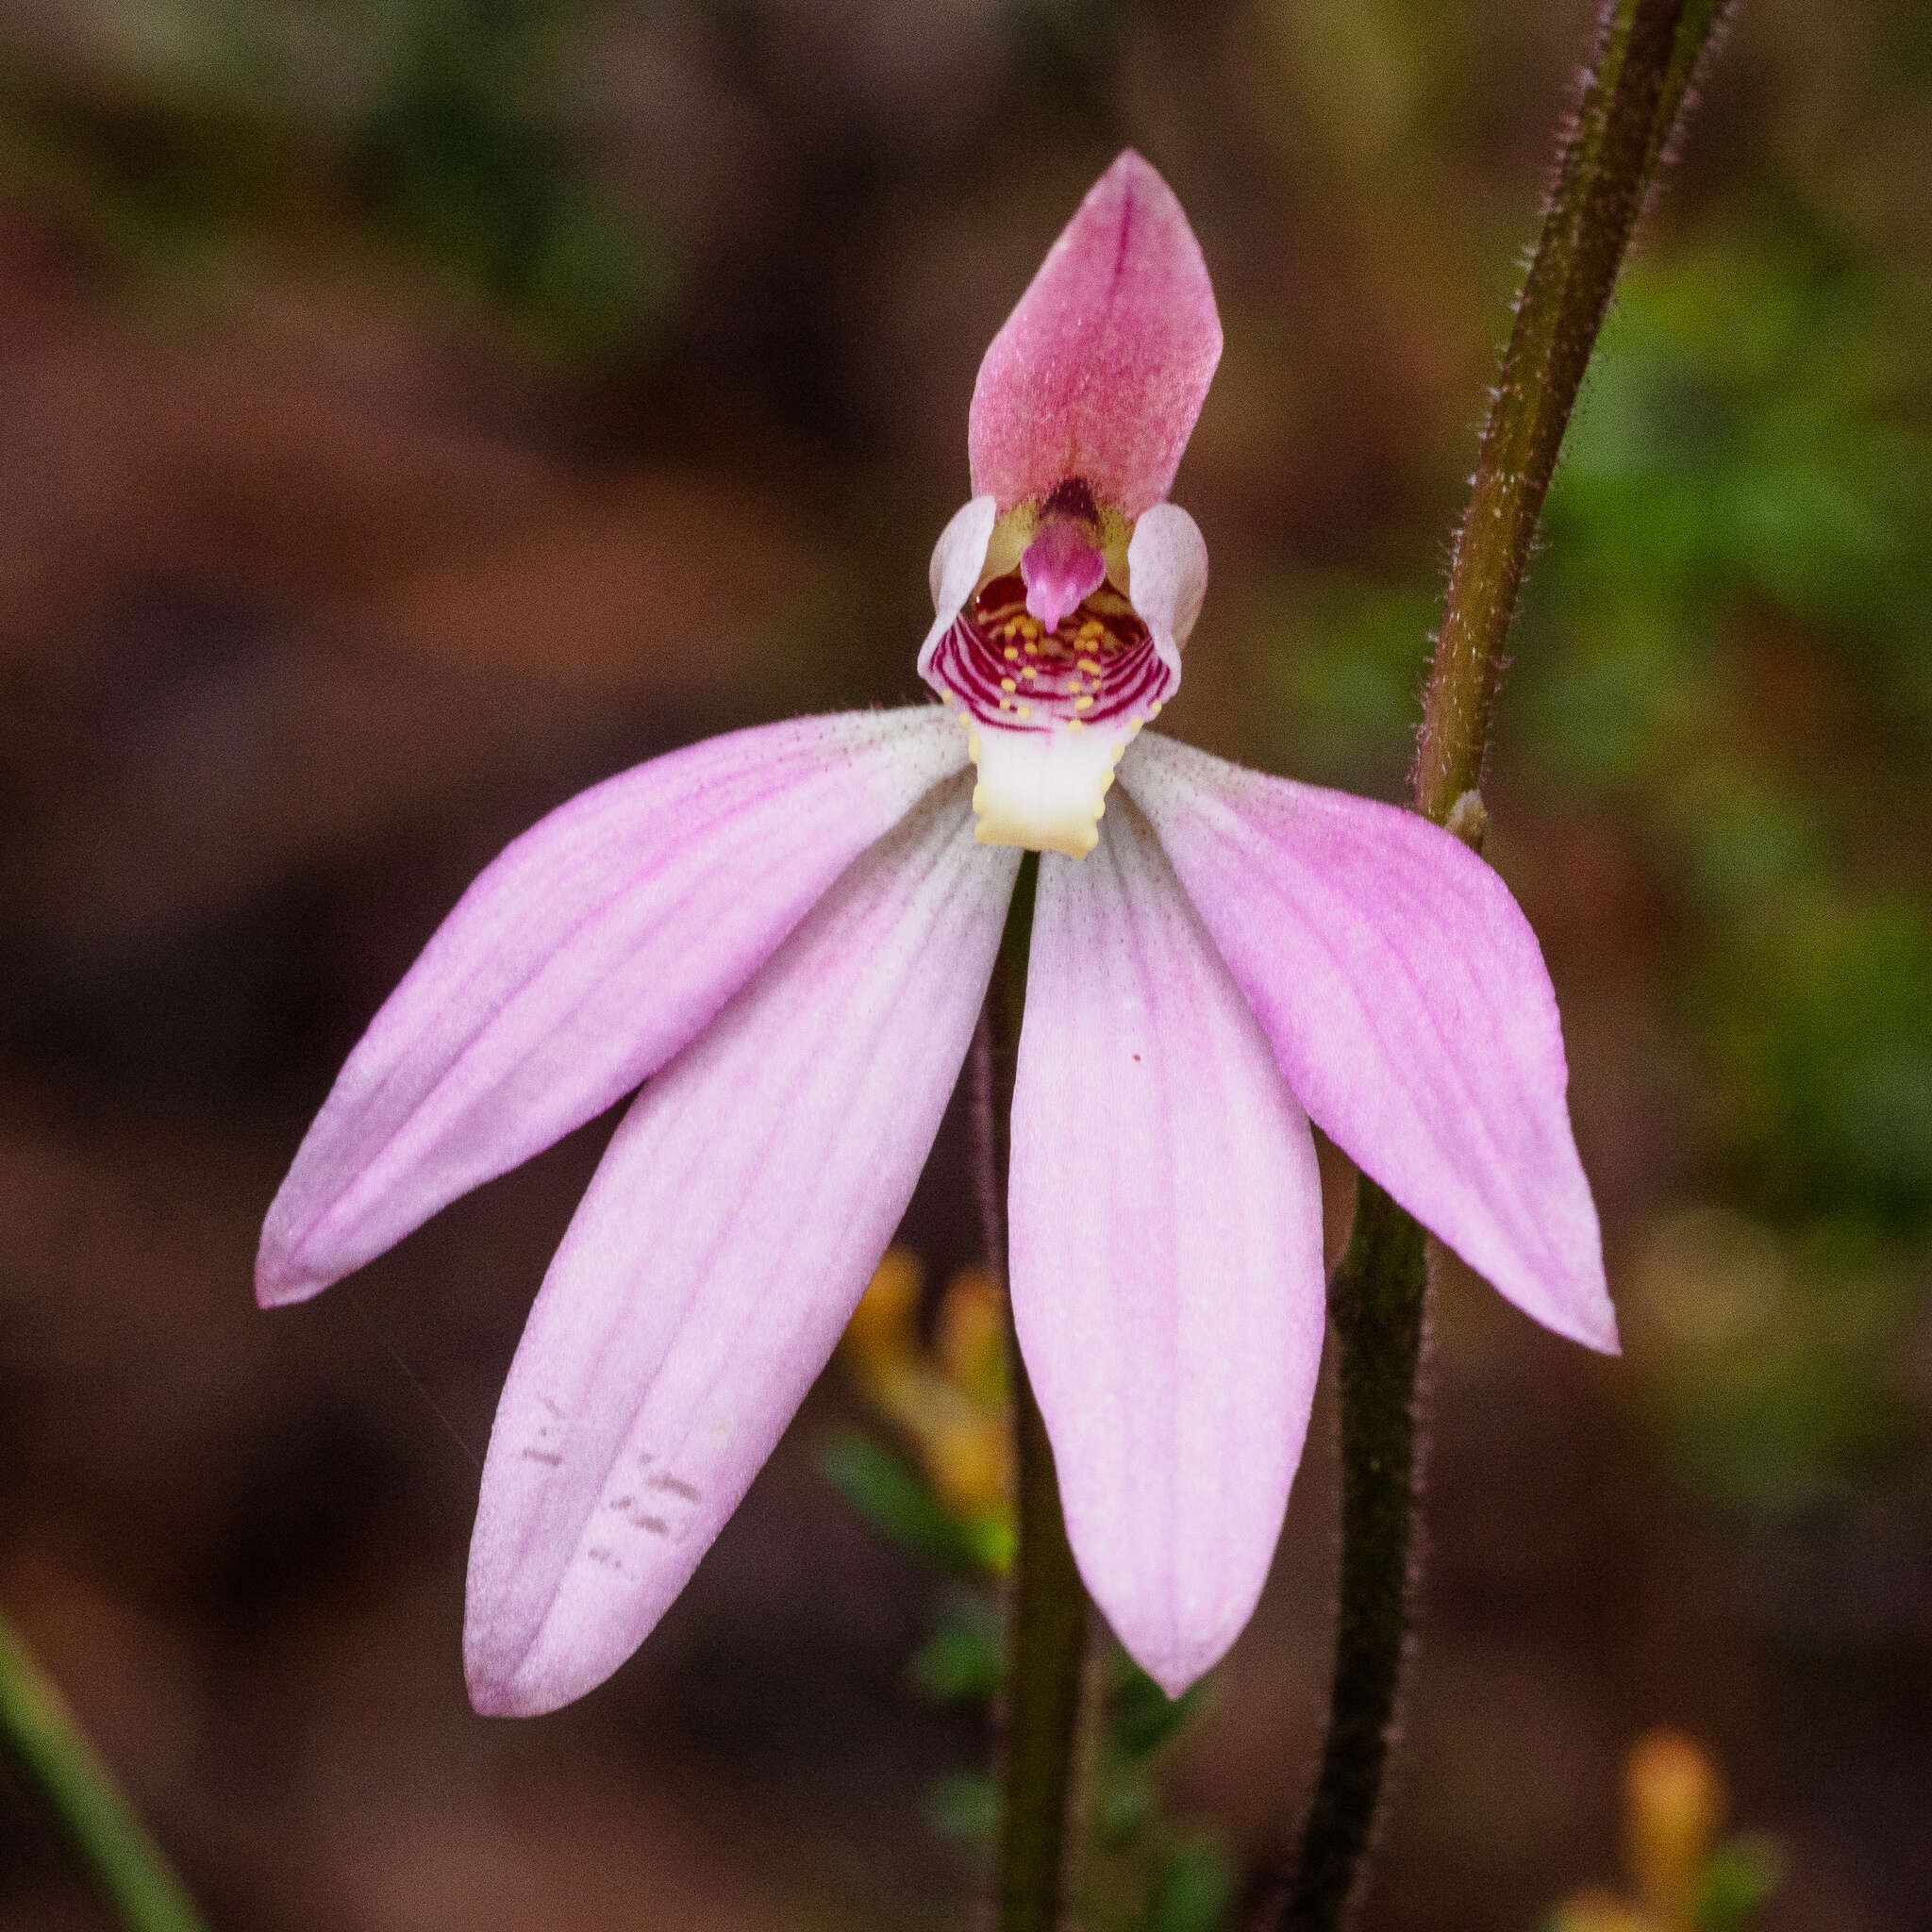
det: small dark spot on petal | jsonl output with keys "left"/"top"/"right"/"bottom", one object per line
{"left": 521, "top": 1449, "right": 562, "bottom": 1466}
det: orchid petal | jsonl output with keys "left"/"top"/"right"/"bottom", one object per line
{"left": 258, "top": 708, "right": 967, "bottom": 1307}
{"left": 463, "top": 777, "right": 1017, "bottom": 1716}
{"left": 1125, "top": 501, "right": 1208, "bottom": 685}
{"left": 917, "top": 494, "right": 997, "bottom": 679}
{"left": 1122, "top": 735, "right": 1615, "bottom": 1353}
{"left": 1010, "top": 793, "right": 1326, "bottom": 1696}
{"left": 969, "top": 151, "right": 1223, "bottom": 519}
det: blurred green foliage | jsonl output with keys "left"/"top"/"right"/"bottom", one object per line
{"left": 1695, "top": 1833, "right": 1784, "bottom": 1932}
{"left": 354, "top": 0, "right": 665, "bottom": 354}
{"left": 1270, "top": 216, "right": 1932, "bottom": 1547}
{"left": 819, "top": 1431, "right": 1012, "bottom": 1575}
{"left": 0, "top": 0, "right": 668, "bottom": 357}
{"left": 1530, "top": 236, "right": 1932, "bottom": 1530}
{"left": 827, "top": 1412, "right": 1235, "bottom": 1928}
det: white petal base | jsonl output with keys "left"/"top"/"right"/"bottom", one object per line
{"left": 967, "top": 718, "right": 1138, "bottom": 858}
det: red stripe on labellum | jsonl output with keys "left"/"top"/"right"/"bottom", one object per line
{"left": 928, "top": 572, "right": 1170, "bottom": 735}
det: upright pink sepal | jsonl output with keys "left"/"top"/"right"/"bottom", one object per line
{"left": 257, "top": 708, "right": 966, "bottom": 1307}
{"left": 1021, "top": 522, "right": 1107, "bottom": 632}
{"left": 969, "top": 151, "right": 1223, "bottom": 517}
{"left": 1123, "top": 735, "right": 1617, "bottom": 1355}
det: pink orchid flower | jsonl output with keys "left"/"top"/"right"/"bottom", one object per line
{"left": 258, "top": 152, "right": 1615, "bottom": 1718}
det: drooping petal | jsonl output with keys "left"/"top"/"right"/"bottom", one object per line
{"left": 258, "top": 708, "right": 967, "bottom": 1307}
{"left": 969, "top": 151, "right": 1223, "bottom": 519}
{"left": 464, "top": 777, "right": 1018, "bottom": 1717}
{"left": 1121, "top": 735, "right": 1615, "bottom": 1353}
{"left": 917, "top": 494, "right": 998, "bottom": 679}
{"left": 1010, "top": 792, "right": 1326, "bottom": 1696}
{"left": 1124, "top": 500, "right": 1208, "bottom": 685}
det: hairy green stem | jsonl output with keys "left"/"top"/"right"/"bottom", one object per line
{"left": 1417, "top": 0, "right": 1690, "bottom": 822}
{"left": 974, "top": 854, "right": 1091, "bottom": 1932}
{"left": 0, "top": 1607, "right": 208, "bottom": 1932}
{"left": 1273, "top": 6, "right": 1734, "bottom": 1929}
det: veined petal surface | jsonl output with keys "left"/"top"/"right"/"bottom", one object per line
{"left": 1011, "top": 793, "right": 1326, "bottom": 1696}
{"left": 258, "top": 708, "right": 966, "bottom": 1306}
{"left": 969, "top": 151, "right": 1222, "bottom": 519}
{"left": 1122, "top": 735, "right": 1615, "bottom": 1353}
{"left": 464, "top": 776, "right": 1017, "bottom": 1716}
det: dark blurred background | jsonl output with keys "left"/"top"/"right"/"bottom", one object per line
{"left": 0, "top": 1, "right": 1928, "bottom": 1926}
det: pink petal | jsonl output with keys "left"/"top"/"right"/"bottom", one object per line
{"left": 969, "top": 151, "right": 1223, "bottom": 519}
{"left": 258, "top": 708, "right": 966, "bottom": 1307}
{"left": 1010, "top": 793, "right": 1326, "bottom": 1696}
{"left": 1121, "top": 735, "right": 1615, "bottom": 1354}
{"left": 917, "top": 494, "right": 998, "bottom": 679}
{"left": 1124, "top": 500, "right": 1208, "bottom": 686}
{"left": 463, "top": 777, "right": 1017, "bottom": 1716}
{"left": 1021, "top": 521, "right": 1107, "bottom": 633}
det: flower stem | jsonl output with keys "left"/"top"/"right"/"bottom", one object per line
{"left": 1272, "top": 7, "right": 1735, "bottom": 1929}
{"left": 974, "top": 853, "right": 1091, "bottom": 1932}
{"left": 0, "top": 1606, "right": 209, "bottom": 1932}
{"left": 1280, "top": 1179, "right": 1427, "bottom": 1932}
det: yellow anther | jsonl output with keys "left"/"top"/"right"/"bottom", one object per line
{"left": 1001, "top": 677, "right": 1017, "bottom": 692}
{"left": 1074, "top": 695, "right": 1094, "bottom": 711}
{"left": 1004, "top": 645, "right": 1019, "bottom": 661}
{"left": 1076, "top": 658, "right": 1102, "bottom": 675}
{"left": 1021, "top": 666, "right": 1037, "bottom": 680}
{"left": 1024, "top": 641, "right": 1038, "bottom": 656}
{"left": 1016, "top": 703, "right": 1031, "bottom": 720}
{"left": 1068, "top": 718, "right": 1085, "bottom": 731}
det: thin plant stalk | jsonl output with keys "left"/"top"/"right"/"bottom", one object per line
{"left": 974, "top": 854, "right": 1091, "bottom": 1932}
{"left": 1271, "top": 5, "right": 1736, "bottom": 1929}
{"left": 0, "top": 1606, "right": 209, "bottom": 1932}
